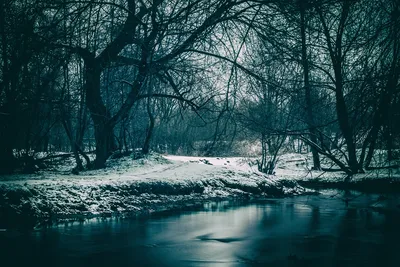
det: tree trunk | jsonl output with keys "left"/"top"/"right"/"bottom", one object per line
{"left": 0, "top": 101, "right": 17, "bottom": 174}
{"left": 364, "top": 138, "right": 376, "bottom": 168}
{"left": 318, "top": 1, "right": 359, "bottom": 175}
{"left": 93, "top": 122, "right": 115, "bottom": 168}
{"left": 143, "top": 99, "right": 155, "bottom": 154}
{"left": 61, "top": 118, "right": 83, "bottom": 171}
{"left": 385, "top": 124, "right": 394, "bottom": 162}
{"left": 0, "top": 3, "right": 16, "bottom": 173}
{"left": 85, "top": 60, "right": 116, "bottom": 168}
{"left": 300, "top": 1, "right": 321, "bottom": 170}
{"left": 0, "top": 133, "right": 16, "bottom": 174}
{"left": 334, "top": 73, "right": 359, "bottom": 173}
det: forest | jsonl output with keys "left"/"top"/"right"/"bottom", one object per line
{"left": 0, "top": 0, "right": 399, "bottom": 177}
{"left": 2, "top": 2, "right": 400, "bottom": 265}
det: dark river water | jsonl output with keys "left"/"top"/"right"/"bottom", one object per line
{"left": 1, "top": 191, "right": 400, "bottom": 267}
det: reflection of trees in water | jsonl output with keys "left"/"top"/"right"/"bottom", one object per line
{"left": 309, "top": 207, "right": 320, "bottom": 233}
{"left": 332, "top": 206, "right": 400, "bottom": 267}
{"left": 380, "top": 213, "right": 400, "bottom": 266}
{"left": 333, "top": 208, "right": 360, "bottom": 266}
{"left": 32, "top": 219, "right": 155, "bottom": 266}
{"left": 3, "top": 196, "right": 400, "bottom": 267}
{"left": 246, "top": 203, "right": 291, "bottom": 264}
{"left": 246, "top": 200, "right": 315, "bottom": 264}
{"left": 257, "top": 203, "right": 281, "bottom": 229}
{"left": 242, "top": 194, "right": 400, "bottom": 266}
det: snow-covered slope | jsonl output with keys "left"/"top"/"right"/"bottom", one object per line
{"left": 0, "top": 153, "right": 307, "bottom": 230}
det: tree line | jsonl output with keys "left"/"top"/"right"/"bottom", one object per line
{"left": 0, "top": 0, "right": 399, "bottom": 177}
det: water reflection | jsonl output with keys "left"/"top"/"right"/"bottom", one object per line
{"left": 1, "top": 192, "right": 400, "bottom": 266}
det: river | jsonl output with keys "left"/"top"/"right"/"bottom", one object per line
{"left": 1, "top": 190, "right": 400, "bottom": 266}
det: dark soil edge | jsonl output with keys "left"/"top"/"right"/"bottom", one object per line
{"left": 297, "top": 178, "right": 400, "bottom": 193}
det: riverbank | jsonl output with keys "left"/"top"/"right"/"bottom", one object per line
{"left": 1, "top": 152, "right": 399, "bottom": 230}
{"left": 164, "top": 154, "right": 400, "bottom": 193}
{"left": 270, "top": 152, "right": 400, "bottom": 193}
{"left": 0, "top": 153, "right": 307, "bottom": 230}
{"left": 296, "top": 178, "right": 400, "bottom": 193}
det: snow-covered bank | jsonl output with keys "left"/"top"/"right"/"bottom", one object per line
{"left": 166, "top": 153, "right": 400, "bottom": 191}
{"left": 2, "top": 152, "right": 398, "bottom": 229}
{"left": 265, "top": 152, "right": 400, "bottom": 193}
{"left": 0, "top": 154, "right": 307, "bottom": 230}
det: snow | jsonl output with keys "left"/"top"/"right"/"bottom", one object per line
{"left": 271, "top": 152, "right": 400, "bottom": 182}
{"left": 0, "top": 153, "right": 308, "bottom": 230}
{"left": 1, "top": 151, "right": 398, "bottom": 229}
{"left": 164, "top": 152, "right": 400, "bottom": 184}
{"left": 164, "top": 154, "right": 344, "bottom": 182}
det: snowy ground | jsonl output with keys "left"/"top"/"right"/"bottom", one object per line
{"left": 0, "top": 153, "right": 307, "bottom": 229}
{"left": 1, "top": 151, "right": 399, "bottom": 229}
{"left": 166, "top": 153, "right": 400, "bottom": 182}
{"left": 163, "top": 153, "right": 400, "bottom": 193}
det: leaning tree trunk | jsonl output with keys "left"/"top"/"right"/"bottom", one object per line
{"left": 334, "top": 74, "right": 359, "bottom": 174}
{"left": 61, "top": 118, "right": 83, "bottom": 171}
{"left": 318, "top": 1, "right": 360, "bottom": 175}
